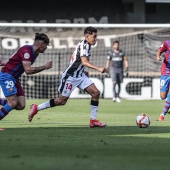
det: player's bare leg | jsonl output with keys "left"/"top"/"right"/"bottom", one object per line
{"left": 16, "top": 96, "right": 25, "bottom": 110}
{"left": 6, "top": 95, "right": 18, "bottom": 109}
{"left": 85, "top": 84, "right": 107, "bottom": 128}
{"left": 28, "top": 96, "right": 69, "bottom": 122}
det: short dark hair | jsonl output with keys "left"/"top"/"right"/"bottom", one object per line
{"left": 113, "top": 41, "right": 119, "bottom": 45}
{"left": 84, "top": 26, "right": 97, "bottom": 35}
{"left": 34, "top": 33, "right": 50, "bottom": 45}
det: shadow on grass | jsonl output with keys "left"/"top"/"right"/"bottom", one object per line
{"left": 0, "top": 126, "right": 169, "bottom": 136}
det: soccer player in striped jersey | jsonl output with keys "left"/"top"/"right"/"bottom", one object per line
{"left": 29, "top": 26, "right": 108, "bottom": 128}
{"left": 0, "top": 33, "right": 52, "bottom": 129}
{"left": 157, "top": 40, "right": 170, "bottom": 121}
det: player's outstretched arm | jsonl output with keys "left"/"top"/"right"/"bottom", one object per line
{"left": 106, "top": 59, "right": 110, "bottom": 70}
{"left": 156, "top": 50, "right": 162, "bottom": 61}
{"left": 105, "top": 59, "right": 110, "bottom": 74}
{"left": 22, "top": 61, "right": 53, "bottom": 75}
{"left": 81, "top": 57, "right": 108, "bottom": 73}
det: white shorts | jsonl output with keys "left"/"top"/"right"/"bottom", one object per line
{"left": 58, "top": 74, "right": 93, "bottom": 97}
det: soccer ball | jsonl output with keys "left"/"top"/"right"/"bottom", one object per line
{"left": 136, "top": 113, "right": 151, "bottom": 128}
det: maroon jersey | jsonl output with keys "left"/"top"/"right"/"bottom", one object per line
{"left": 1, "top": 45, "right": 38, "bottom": 79}
{"left": 159, "top": 40, "right": 170, "bottom": 75}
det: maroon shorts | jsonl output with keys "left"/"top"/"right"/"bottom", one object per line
{"left": 16, "top": 80, "right": 25, "bottom": 96}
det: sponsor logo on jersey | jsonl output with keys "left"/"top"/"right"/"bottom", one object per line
{"left": 24, "top": 53, "right": 30, "bottom": 59}
{"left": 9, "top": 88, "right": 13, "bottom": 92}
{"left": 112, "top": 57, "right": 122, "bottom": 61}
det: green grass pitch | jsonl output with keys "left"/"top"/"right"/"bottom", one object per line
{"left": 0, "top": 99, "right": 170, "bottom": 170}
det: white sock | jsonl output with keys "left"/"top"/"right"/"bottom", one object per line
{"left": 38, "top": 100, "right": 51, "bottom": 111}
{"left": 90, "top": 105, "right": 98, "bottom": 120}
{"left": 161, "top": 113, "right": 165, "bottom": 116}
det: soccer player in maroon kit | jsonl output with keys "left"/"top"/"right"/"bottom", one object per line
{"left": 0, "top": 33, "right": 52, "bottom": 129}
{"left": 157, "top": 39, "right": 170, "bottom": 121}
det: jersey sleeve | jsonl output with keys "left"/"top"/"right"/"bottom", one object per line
{"left": 122, "top": 51, "right": 126, "bottom": 59}
{"left": 159, "top": 41, "right": 167, "bottom": 53}
{"left": 19, "top": 47, "right": 32, "bottom": 62}
{"left": 80, "top": 42, "right": 90, "bottom": 58}
{"left": 107, "top": 51, "right": 112, "bottom": 60}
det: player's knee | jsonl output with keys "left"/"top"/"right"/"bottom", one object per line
{"left": 58, "top": 99, "right": 67, "bottom": 105}
{"left": 17, "top": 104, "right": 25, "bottom": 110}
{"left": 92, "top": 89, "right": 100, "bottom": 99}
{"left": 9, "top": 100, "right": 18, "bottom": 108}
{"left": 160, "top": 94, "right": 166, "bottom": 100}
{"left": 96, "top": 90, "right": 100, "bottom": 98}
{"left": 160, "top": 96, "right": 166, "bottom": 100}
{"left": 60, "top": 101, "right": 67, "bottom": 105}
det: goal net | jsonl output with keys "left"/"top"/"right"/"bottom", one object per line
{"left": 0, "top": 23, "right": 169, "bottom": 99}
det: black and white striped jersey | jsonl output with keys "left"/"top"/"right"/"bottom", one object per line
{"left": 63, "top": 39, "right": 91, "bottom": 78}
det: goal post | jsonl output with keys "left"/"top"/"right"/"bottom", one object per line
{"left": 0, "top": 23, "right": 169, "bottom": 99}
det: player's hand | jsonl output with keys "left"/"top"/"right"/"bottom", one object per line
{"left": 97, "top": 67, "right": 109, "bottom": 74}
{"left": 124, "top": 68, "right": 129, "bottom": 77}
{"left": 157, "top": 55, "right": 162, "bottom": 61}
{"left": 123, "top": 71, "right": 129, "bottom": 77}
{"left": 44, "top": 61, "right": 53, "bottom": 69}
{"left": 105, "top": 68, "right": 109, "bottom": 74}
